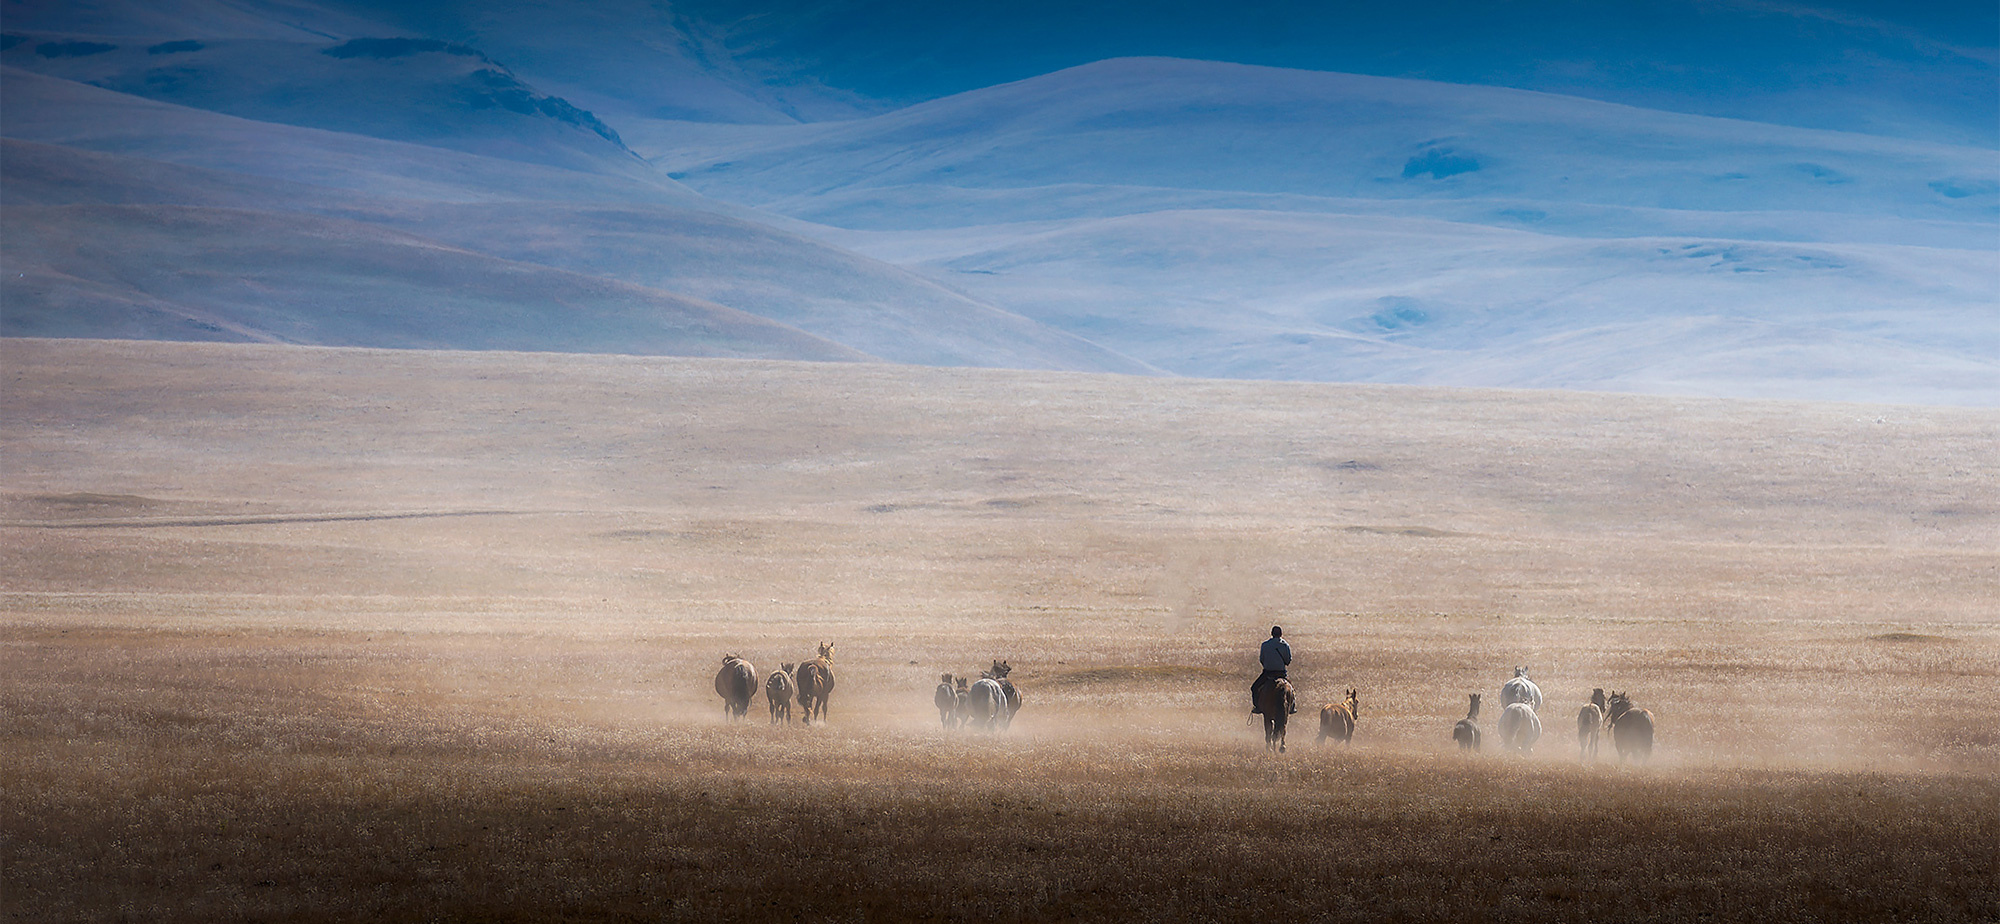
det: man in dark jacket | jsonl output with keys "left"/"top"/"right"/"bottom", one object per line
{"left": 1250, "top": 625, "right": 1294, "bottom": 715}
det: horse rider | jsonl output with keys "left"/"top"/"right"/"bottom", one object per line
{"left": 1250, "top": 625, "right": 1295, "bottom": 715}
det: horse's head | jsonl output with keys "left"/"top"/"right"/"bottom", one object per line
{"left": 782, "top": 662, "right": 795, "bottom": 674}
{"left": 818, "top": 642, "right": 835, "bottom": 661}
{"left": 723, "top": 653, "right": 740, "bottom": 663}
{"left": 1513, "top": 666, "right": 1529, "bottom": 678}
{"left": 1346, "top": 688, "right": 1359, "bottom": 718}
{"left": 1607, "top": 692, "right": 1631, "bottom": 719}
{"left": 956, "top": 677, "right": 969, "bottom": 691}
{"left": 990, "top": 659, "right": 1012, "bottom": 677}
{"left": 940, "top": 673, "right": 953, "bottom": 684}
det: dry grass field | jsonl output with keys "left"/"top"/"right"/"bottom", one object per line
{"left": 3, "top": 337, "right": 1996, "bottom": 923}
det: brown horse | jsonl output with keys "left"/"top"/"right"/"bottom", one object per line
{"left": 767, "top": 663, "right": 796, "bottom": 725}
{"left": 1255, "top": 678, "right": 1295, "bottom": 752}
{"left": 1606, "top": 691, "right": 1655, "bottom": 763}
{"left": 1577, "top": 688, "right": 1606, "bottom": 762}
{"left": 795, "top": 641, "right": 836, "bottom": 725}
{"left": 1318, "top": 688, "right": 1358, "bottom": 745}
{"left": 714, "top": 654, "right": 756, "bottom": 721}
{"left": 934, "top": 673, "right": 960, "bottom": 729}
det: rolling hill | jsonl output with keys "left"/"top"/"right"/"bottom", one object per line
{"left": 1, "top": 31, "right": 643, "bottom": 174}
{"left": 656, "top": 58, "right": 1998, "bottom": 404}
{"left": 674, "top": 0, "right": 1999, "bottom": 146}
{"left": 1, "top": 64, "right": 1153, "bottom": 371}
{"left": 4, "top": 199, "right": 876, "bottom": 358}
{"left": 662, "top": 58, "right": 1996, "bottom": 228}
{"left": 1, "top": 3, "right": 1993, "bottom": 402}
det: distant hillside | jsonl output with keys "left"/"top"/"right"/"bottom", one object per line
{"left": 665, "top": 58, "right": 1996, "bottom": 228}
{"left": 0, "top": 2, "right": 1992, "bottom": 403}
{"left": 0, "top": 67, "right": 698, "bottom": 203}
{"left": 674, "top": 0, "right": 1999, "bottom": 146}
{"left": 3, "top": 200, "right": 877, "bottom": 359}
{"left": 656, "top": 58, "right": 1998, "bottom": 404}
{"left": 0, "top": 31, "right": 643, "bottom": 174}
{"left": 0, "top": 67, "right": 1155, "bottom": 372}
{"left": 0, "top": 0, "right": 870, "bottom": 125}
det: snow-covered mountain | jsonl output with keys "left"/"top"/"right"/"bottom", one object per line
{"left": 657, "top": 57, "right": 1997, "bottom": 404}
{"left": 0, "top": 30, "right": 1152, "bottom": 371}
{"left": 678, "top": 0, "right": 1999, "bottom": 147}
{"left": 1, "top": 2, "right": 1993, "bottom": 402}
{"left": 662, "top": 58, "right": 1994, "bottom": 231}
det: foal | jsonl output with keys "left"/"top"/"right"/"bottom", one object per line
{"left": 1576, "top": 688, "right": 1606, "bottom": 762}
{"left": 1453, "top": 693, "right": 1482, "bottom": 752}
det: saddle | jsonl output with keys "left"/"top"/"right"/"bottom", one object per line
{"left": 1251, "top": 676, "right": 1297, "bottom": 715}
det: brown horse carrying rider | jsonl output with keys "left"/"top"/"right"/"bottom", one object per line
{"left": 1250, "top": 625, "right": 1295, "bottom": 715}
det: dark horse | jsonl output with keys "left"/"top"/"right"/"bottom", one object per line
{"left": 1606, "top": 691, "right": 1655, "bottom": 763}
{"left": 1255, "top": 678, "right": 1296, "bottom": 752}
{"left": 714, "top": 655, "right": 756, "bottom": 721}
{"left": 1453, "top": 693, "right": 1483, "bottom": 751}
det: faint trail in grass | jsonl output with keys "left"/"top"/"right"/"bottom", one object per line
{"left": 1, "top": 509, "right": 528, "bottom": 529}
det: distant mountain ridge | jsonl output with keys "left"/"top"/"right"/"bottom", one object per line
{"left": 0, "top": 29, "right": 643, "bottom": 172}
{"left": 0, "top": 1, "right": 1993, "bottom": 403}
{"left": 665, "top": 58, "right": 1995, "bottom": 226}
{"left": 647, "top": 56, "right": 1995, "bottom": 404}
{"left": 673, "top": 0, "right": 1999, "bottom": 147}
{"left": 0, "top": 37, "right": 1156, "bottom": 372}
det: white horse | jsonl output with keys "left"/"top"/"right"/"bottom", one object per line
{"left": 964, "top": 677, "right": 1007, "bottom": 732}
{"left": 1498, "top": 701, "right": 1542, "bottom": 754}
{"left": 989, "top": 660, "right": 1021, "bottom": 729}
{"left": 1499, "top": 666, "right": 1543, "bottom": 711}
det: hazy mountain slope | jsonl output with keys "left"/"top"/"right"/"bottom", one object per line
{"left": 0, "top": 79, "right": 1155, "bottom": 372}
{"left": 650, "top": 57, "right": 1997, "bottom": 403}
{"left": 0, "top": 31, "right": 645, "bottom": 174}
{"left": 1426, "top": 317, "right": 2000, "bottom": 402}
{"left": 344, "top": 202, "right": 1161, "bottom": 372}
{"left": 743, "top": 181, "right": 1993, "bottom": 249}
{"left": 0, "top": 67, "right": 695, "bottom": 204}
{"left": 0, "top": 137, "right": 373, "bottom": 211}
{"left": 0, "top": 0, "right": 874, "bottom": 125}
{"left": 676, "top": 0, "right": 1998, "bottom": 146}
{"left": 0, "top": 0, "right": 394, "bottom": 42}
{"left": 3, "top": 4, "right": 1989, "bottom": 401}
{"left": 839, "top": 208, "right": 1998, "bottom": 403}
{"left": 667, "top": 59, "right": 1995, "bottom": 229}
{"left": 306, "top": 0, "right": 872, "bottom": 124}
{"left": 1, "top": 202, "right": 875, "bottom": 359}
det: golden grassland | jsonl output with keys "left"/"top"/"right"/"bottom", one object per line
{"left": 2, "top": 337, "right": 1997, "bottom": 922}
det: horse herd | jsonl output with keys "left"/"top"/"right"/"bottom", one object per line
{"left": 934, "top": 660, "right": 1023, "bottom": 731}
{"left": 714, "top": 644, "right": 1024, "bottom": 732}
{"left": 1448, "top": 667, "right": 1656, "bottom": 763}
{"left": 720, "top": 650, "right": 1654, "bottom": 763}
{"left": 1256, "top": 667, "right": 1654, "bottom": 762}
{"left": 714, "top": 642, "right": 837, "bottom": 726}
